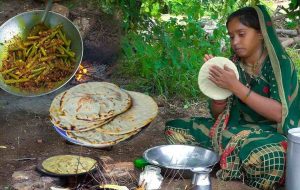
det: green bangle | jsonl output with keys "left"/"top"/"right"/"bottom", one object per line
{"left": 243, "top": 89, "right": 252, "bottom": 101}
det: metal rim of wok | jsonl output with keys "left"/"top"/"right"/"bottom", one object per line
{"left": 0, "top": 10, "right": 83, "bottom": 97}
{"left": 143, "top": 144, "right": 220, "bottom": 170}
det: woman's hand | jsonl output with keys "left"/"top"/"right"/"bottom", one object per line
{"left": 208, "top": 65, "right": 238, "bottom": 92}
{"left": 203, "top": 54, "right": 214, "bottom": 62}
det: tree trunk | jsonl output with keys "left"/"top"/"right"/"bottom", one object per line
{"left": 276, "top": 29, "right": 299, "bottom": 36}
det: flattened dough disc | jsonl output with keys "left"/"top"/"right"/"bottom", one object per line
{"left": 198, "top": 57, "right": 239, "bottom": 100}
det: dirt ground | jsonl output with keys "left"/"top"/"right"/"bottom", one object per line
{"left": 0, "top": 0, "right": 284, "bottom": 189}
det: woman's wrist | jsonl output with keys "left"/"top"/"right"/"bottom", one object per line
{"left": 243, "top": 88, "right": 252, "bottom": 102}
{"left": 228, "top": 79, "right": 241, "bottom": 94}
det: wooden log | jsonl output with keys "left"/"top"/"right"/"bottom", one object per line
{"left": 281, "top": 36, "right": 300, "bottom": 47}
{"left": 276, "top": 29, "right": 298, "bottom": 36}
{"left": 279, "top": 37, "right": 290, "bottom": 42}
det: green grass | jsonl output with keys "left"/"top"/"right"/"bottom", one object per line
{"left": 287, "top": 47, "right": 300, "bottom": 78}
{"left": 104, "top": 0, "right": 299, "bottom": 102}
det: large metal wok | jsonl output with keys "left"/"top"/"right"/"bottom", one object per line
{"left": 0, "top": 10, "right": 83, "bottom": 97}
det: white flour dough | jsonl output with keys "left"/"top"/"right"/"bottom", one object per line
{"left": 198, "top": 57, "right": 239, "bottom": 100}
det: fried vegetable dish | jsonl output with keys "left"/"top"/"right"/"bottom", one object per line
{"left": 0, "top": 24, "right": 76, "bottom": 91}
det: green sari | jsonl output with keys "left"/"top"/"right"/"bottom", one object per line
{"left": 164, "top": 5, "right": 300, "bottom": 190}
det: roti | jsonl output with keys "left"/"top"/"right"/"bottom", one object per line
{"left": 49, "top": 82, "right": 132, "bottom": 131}
{"left": 94, "top": 91, "right": 158, "bottom": 135}
{"left": 60, "top": 82, "right": 131, "bottom": 121}
{"left": 198, "top": 57, "right": 239, "bottom": 100}
{"left": 50, "top": 92, "right": 114, "bottom": 131}
{"left": 42, "top": 155, "right": 97, "bottom": 175}
{"left": 49, "top": 83, "right": 158, "bottom": 147}
{"left": 67, "top": 128, "right": 141, "bottom": 146}
{"left": 66, "top": 91, "right": 158, "bottom": 145}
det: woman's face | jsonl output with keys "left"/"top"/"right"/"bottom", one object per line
{"left": 227, "top": 17, "right": 263, "bottom": 58}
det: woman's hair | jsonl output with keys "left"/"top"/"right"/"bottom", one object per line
{"left": 226, "top": 7, "right": 260, "bottom": 31}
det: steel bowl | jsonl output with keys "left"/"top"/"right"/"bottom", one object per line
{"left": 0, "top": 10, "right": 83, "bottom": 97}
{"left": 143, "top": 145, "right": 219, "bottom": 171}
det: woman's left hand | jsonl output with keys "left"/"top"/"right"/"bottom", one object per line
{"left": 208, "top": 65, "right": 238, "bottom": 91}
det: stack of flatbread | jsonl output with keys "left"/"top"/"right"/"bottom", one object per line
{"left": 50, "top": 82, "right": 158, "bottom": 147}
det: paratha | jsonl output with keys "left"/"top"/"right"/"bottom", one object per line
{"left": 50, "top": 92, "right": 113, "bottom": 131}
{"left": 198, "top": 57, "right": 239, "bottom": 100}
{"left": 60, "top": 82, "right": 131, "bottom": 122}
{"left": 65, "top": 91, "right": 158, "bottom": 146}
{"left": 93, "top": 91, "right": 158, "bottom": 135}
{"left": 67, "top": 128, "right": 141, "bottom": 146}
{"left": 42, "top": 155, "right": 97, "bottom": 175}
{"left": 49, "top": 82, "right": 132, "bottom": 131}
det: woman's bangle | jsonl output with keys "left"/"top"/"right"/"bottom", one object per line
{"left": 243, "top": 88, "right": 252, "bottom": 101}
{"left": 212, "top": 100, "right": 227, "bottom": 106}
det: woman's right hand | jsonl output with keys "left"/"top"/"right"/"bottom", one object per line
{"left": 203, "top": 54, "right": 214, "bottom": 62}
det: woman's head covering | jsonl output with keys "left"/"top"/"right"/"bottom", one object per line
{"left": 254, "top": 5, "right": 300, "bottom": 134}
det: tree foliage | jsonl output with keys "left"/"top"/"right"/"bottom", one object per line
{"left": 95, "top": 0, "right": 299, "bottom": 100}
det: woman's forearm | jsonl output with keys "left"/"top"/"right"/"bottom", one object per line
{"left": 231, "top": 80, "right": 282, "bottom": 123}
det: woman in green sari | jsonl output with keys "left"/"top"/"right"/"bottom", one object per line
{"left": 165, "top": 5, "right": 300, "bottom": 190}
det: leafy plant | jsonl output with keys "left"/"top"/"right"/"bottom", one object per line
{"left": 115, "top": 8, "right": 231, "bottom": 100}
{"left": 285, "top": 20, "right": 298, "bottom": 29}
{"left": 289, "top": 0, "right": 300, "bottom": 10}
{"left": 99, "top": 0, "right": 299, "bottom": 101}
{"left": 287, "top": 48, "right": 300, "bottom": 78}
